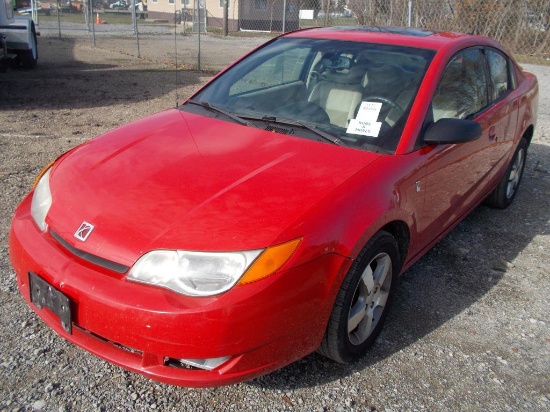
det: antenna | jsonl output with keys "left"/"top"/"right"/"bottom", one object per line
{"left": 174, "top": 3, "right": 179, "bottom": 108}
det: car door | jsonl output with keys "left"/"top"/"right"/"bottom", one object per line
{"left": 417, "top": 47, "right": 504, "bottom": 242}
{"left": 484, "top": 47, "right": 520, "bottom": 162}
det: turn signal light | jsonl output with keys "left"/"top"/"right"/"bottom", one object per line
{"left": 238, "top": 238, "right": 302, "bottom": 284}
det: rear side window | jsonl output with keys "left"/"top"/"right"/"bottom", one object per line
{"left": 486, "top": 49, "right": 511, "bottom": 102}
{"left": 431, "top": 48, "right": 488, "bottom": 121}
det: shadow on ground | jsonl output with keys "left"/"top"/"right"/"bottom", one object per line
{"left": 0, "top": 38, "right": 203, "bottom": 110}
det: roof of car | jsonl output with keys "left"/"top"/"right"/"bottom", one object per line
{"left": 284, "top": 26, "right": 495, "bottom": 51}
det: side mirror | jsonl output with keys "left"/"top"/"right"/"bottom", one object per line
{"left": 423, "top": 118, "right": 482, "bottom": 145}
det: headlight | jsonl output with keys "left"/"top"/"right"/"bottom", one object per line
{"left": 31, "top": 168, "right": 52, "bottom": 232}
{"left": 127, "top": 238, "right": 301, "bottom": 297}
{"left": 127, "top": 249, "right": 263, "bottom": 297}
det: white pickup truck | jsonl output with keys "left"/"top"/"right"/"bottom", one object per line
{"left": 1, "top": 0, "right": 38, "bottom": 69}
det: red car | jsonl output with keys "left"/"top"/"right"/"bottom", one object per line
{"left": 10, "top": 27, "right": 538, "bottom": 387}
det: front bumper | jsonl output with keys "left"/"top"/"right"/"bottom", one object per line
{"left": 9, "top": 194, "right": 349, "bottom": 387}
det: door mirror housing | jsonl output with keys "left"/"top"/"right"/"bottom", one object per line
{"left": 423, "top": 118, "right": 482, "bottom": 145}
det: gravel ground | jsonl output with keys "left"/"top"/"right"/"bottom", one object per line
{"left": 0, "top": 38, "right": 549, "bottom": 412}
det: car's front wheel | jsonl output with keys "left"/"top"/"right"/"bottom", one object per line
{"left": 318, "top": 230, "right": 400, "bottom": 363}
{"left": 486, "top": 138, "right": 528, "bottom": 209}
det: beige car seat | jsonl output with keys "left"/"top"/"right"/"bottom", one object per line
{"left": 308, "top": 66, "right": 365, "bottom": 128}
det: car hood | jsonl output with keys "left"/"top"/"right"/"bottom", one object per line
{"left": 46, "top": 109, "right": 380, "bottom": 266}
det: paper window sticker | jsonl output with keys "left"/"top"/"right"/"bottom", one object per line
{"left": 346, "top": 119, "right": 383, "bottom": 137}
{"left": 356, "top": 101, "right": 383, "bottom": 122}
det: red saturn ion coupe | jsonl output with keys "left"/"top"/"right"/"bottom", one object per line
{"left": 10, "top": 27, "right": 538, "bottom": 387}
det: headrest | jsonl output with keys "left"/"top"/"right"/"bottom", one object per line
{"left": 322, "top": 65, "right": 366, "bottom": 85}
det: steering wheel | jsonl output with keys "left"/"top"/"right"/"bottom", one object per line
{"left": 361, "top": 95, "right": 404, "bottom": 117}
{"left": 349, "top": 96, "right": 403, "bottom": 145}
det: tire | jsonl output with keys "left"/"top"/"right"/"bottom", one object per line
{"left": 485, "top": 138, "right": 527, "bottom": 209}
{"left": 318, "top": 230, "right": 401, "bottom": 363}
{"left": 19, "top": 23, "right": 38, "bottom": 69}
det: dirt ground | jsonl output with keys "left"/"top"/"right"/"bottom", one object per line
{"left": 0, "top": 38, "right": 549, "bottom": 411}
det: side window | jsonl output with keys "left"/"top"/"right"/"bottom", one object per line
{"left": 431, "top": 48, "right": 488, "bottom": 122}
{"left": 229, "top": 47, "right": 310, "bottom": 96}
{"left": 486, "top": 49, "right": 510, "bottom": 101}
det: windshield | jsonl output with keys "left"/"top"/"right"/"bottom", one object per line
{"left": 184, "top": 37, "right": 435, "bottom": 153}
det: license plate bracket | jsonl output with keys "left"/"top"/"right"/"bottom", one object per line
{"left": 29, "top": 272, "right": 72, "bottom": 334}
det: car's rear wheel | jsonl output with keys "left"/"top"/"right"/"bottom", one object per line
{"left": 318, "top": 230, "right": 400, "bottom": 363}
{"left": 486, "top": 138, "right": 527, "bottom": 209}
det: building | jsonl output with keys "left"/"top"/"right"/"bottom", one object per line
{"left": 147, "top": 0, "right": 299, "bottom": 32}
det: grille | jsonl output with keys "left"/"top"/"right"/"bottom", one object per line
{"left": 50, "top": 230, "right": 130, "bottom": 274}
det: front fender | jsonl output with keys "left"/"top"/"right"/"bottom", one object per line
{"left": 281, "top": 151, "right": 427, "bottom": 271}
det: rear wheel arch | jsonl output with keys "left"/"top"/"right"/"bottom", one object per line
{"left": 485, "top": 137, "right": 528, "bottom": 209}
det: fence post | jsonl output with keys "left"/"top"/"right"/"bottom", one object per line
{"left": 282, "top": 0, "right": 287, "bottom": 33}
{"left": 131, "top": 0, "right": 136, "bottom": 34}
{"left": 90, "top": 0, "right": 96, "bottom": 47}
{"left": 56, "top": 0, "right": 61, "bottom": 39}
{"left": 31, "top": 0, "right": 39, "bottom": 26}
{"left": 223, "top": 0, "right": 228, "bottom": 36}
{"left": 132, "top": 0, "right": 141, "bottom": 58}
{"left": 197, "top": 0, "right": 201, "bottom": 70}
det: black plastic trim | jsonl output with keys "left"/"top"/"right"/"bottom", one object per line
{"left": 50, "top": 230, "right": 130, "bottom": 274}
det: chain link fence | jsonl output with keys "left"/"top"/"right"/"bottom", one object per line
{"left": 22, "top": 0, "right": 550, "bottom": 69}
{"left": 299, "top": 0, "right": 549, "bottom": 62}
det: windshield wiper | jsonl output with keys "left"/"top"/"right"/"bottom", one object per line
{"left": 259, "top": 116, "right": 345, "bottom": 146}
{"left": 187, "top": 100, "right": 254, "bottom": 127}
{"left": 186, "top": 103, "right": 344, "bottom": 146}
